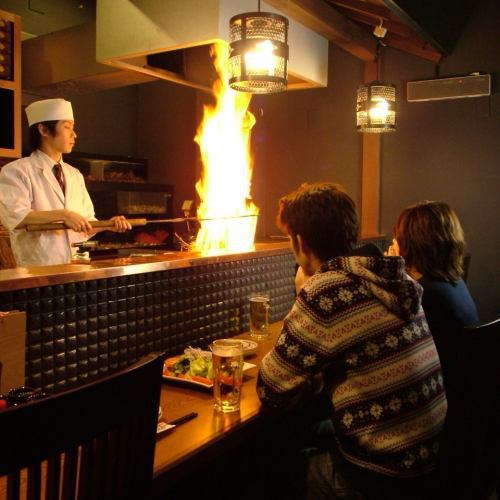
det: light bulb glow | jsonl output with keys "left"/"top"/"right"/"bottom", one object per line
{"left": 368, "top": 99, "right": 389, "bottom": 121}
{"left": 244, "top": 40, "right": 276, "bottom": 75}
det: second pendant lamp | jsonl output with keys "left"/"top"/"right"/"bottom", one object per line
{"left": 357, "top": 42, "right": 396, "bottom": 133}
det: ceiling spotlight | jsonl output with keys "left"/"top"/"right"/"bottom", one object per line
{"left": 373, "top": 20, "right": 387, "bottom": 39}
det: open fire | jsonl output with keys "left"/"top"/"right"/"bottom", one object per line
{"left": 193, "top": 42, "right": 259, "bottom": 255}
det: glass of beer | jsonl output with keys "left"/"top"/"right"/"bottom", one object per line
{"left": 211, "top": 339, "right": 244, "bottom": 413}
{"left": 249, "top": 291, "right": 270, "bottom": 339}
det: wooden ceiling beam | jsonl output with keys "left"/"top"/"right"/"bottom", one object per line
{"left": 326, "top": 0, "right": 392, "bottom": 21}
{"left": 383, "top": 33, "right": 442, "bottom": 63}
{"left": 266, "top": 0, "right": 377, "bottom": 61}
{"left": 333, "top": 6, "right": 416, "bottom": 38}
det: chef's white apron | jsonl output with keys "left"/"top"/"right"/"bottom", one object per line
{"left": 0, "top": 149, "right": 95, "bottom": 267}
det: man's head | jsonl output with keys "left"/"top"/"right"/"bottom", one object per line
{"left": 277, "top": 182, "right": 359, "bottom": 272}
{"left": 25, "top": 99, "right": 77, "bottom": 154}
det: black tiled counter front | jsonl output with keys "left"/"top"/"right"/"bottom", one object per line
{"left": 0, "top": 244, "right": 296, "bottom": 393}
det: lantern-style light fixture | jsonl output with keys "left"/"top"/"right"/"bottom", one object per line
{"left": 228, "top": 0, "right": 289, "bottom": 94}
{"left": 356, "top": 82, "right": 396, "bottom": 133}
{"left": 357, "top": 39, "right": 396, "bottom": 133}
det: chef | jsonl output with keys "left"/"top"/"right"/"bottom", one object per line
{"left": 0, "top": 98, "right": 131, "bottom": 267}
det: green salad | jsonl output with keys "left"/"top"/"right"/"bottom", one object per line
{"left": 170, "top": 347, "right": 214, "bottom": 380}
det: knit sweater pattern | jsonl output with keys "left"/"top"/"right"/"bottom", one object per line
{"left": 257, "top": 256, "right": 447, "bottom": 477}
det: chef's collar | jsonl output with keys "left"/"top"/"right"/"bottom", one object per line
{"left": 35, "top": 149, "right": 63, "bottom": 169}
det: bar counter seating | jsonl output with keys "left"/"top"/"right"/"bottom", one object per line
{"left": 0, "top": 324, "right": 296, "bottom": 499}
{"left": 1, "top": 238, "right": 496, "bottom": 499}
{"left": 0, "top": 242, "right": 301, "bottom": 498}
{"left": 0, "top": 354, "right": 164, "bottom": 500}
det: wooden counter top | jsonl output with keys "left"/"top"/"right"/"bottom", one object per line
{"left": 152, "top": 322, "right": 283, "bottom": 494}
{"left": 0, "top": 242, "right": 292, "bottom": 292}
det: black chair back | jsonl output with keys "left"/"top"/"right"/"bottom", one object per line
{"left": 0, "top": 352, "right": 164, "bottom": 500}
{"left": 438, "top": 318, "right": 500, "bottom": 499}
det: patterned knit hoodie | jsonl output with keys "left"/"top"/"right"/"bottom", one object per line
{"left": 257, "top": 255, "right": 447, "bottom": 477}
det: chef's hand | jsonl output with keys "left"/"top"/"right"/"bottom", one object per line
{"left": 109, "top": 215, "right": 132, "bottom": 233}
{"left": 63, "top": 210, "right": 93, "bottom": 233}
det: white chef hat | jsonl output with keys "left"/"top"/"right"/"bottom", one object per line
{"left": 25, "top": 98, "right": 74, "bottom": 127}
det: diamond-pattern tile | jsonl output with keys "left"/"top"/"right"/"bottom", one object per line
{"left": 0, "top": 252, "right": 296, "bottom": 393}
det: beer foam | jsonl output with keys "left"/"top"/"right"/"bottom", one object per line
{"left": 250, "top": 296, "right": 269, "bottom": 302}
{"left": 211, "top": 340, "right": 243, "bottom": 357}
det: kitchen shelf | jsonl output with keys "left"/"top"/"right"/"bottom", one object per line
{"left": 0, "top": 80, "right": 15, "bottom": 90}
{"left": 85, "top": 181, "right": 172, "bottom": 193}
{"left": 0, "top": 9, "right": 21, "bottom": 160}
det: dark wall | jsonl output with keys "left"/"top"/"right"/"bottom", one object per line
{"left": 380, "top": 0, "right": 500, "bottom": 321}
{"left": 250, "top": 44, "right": 362, "bottom": 237}
{"left": 22, "top": 86, "right": 140, "bottom": 157}
{"left": 137, "top": 80, "right": 198, "bottom": 215}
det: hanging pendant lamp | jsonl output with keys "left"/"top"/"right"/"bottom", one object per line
{"left": 357, "top": 40, "right": 396, "bottom": 133}
{"left": 228, "top": 0, "right": 289, "bottom": 94}
{"left": 356, "top": 81, "right": 396, "bottom": 133}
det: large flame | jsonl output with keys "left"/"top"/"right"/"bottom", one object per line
{"left": 194, "top": 41, "right": 259, "bottom": 255}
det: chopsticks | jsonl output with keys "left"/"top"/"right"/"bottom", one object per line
{"left": 167, "top": 412, "right": 198, "bottom": 426}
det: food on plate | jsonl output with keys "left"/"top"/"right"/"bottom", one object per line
{"left": 163, "top": 347, "right": 214, "bottom": 385}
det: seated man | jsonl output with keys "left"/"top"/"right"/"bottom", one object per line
{"left": 257, "top": 183, "right": 447, "bottom": 499}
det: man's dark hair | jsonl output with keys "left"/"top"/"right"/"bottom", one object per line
{"left": 277, "top": 182, "right": 359, "bottom": 261}
{"left": 28, "top": 120, "right": 58, "bottom": 152}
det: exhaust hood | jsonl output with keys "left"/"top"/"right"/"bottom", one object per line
{"left": 96, "top": 0, "right": 329, "bottom": 92}
{"left": 22, "top": 22, "right": 156, "bottom": 98}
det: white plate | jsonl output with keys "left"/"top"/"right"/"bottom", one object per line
{"left": 163, "top": 353, "right": 256, "bottom": 389}
{"left": 239, "top": 339, "right": 258, "bottom": 357}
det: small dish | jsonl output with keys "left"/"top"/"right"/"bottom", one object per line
{"left": 239, "top": 339, "right": 258, "bottom": 357}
